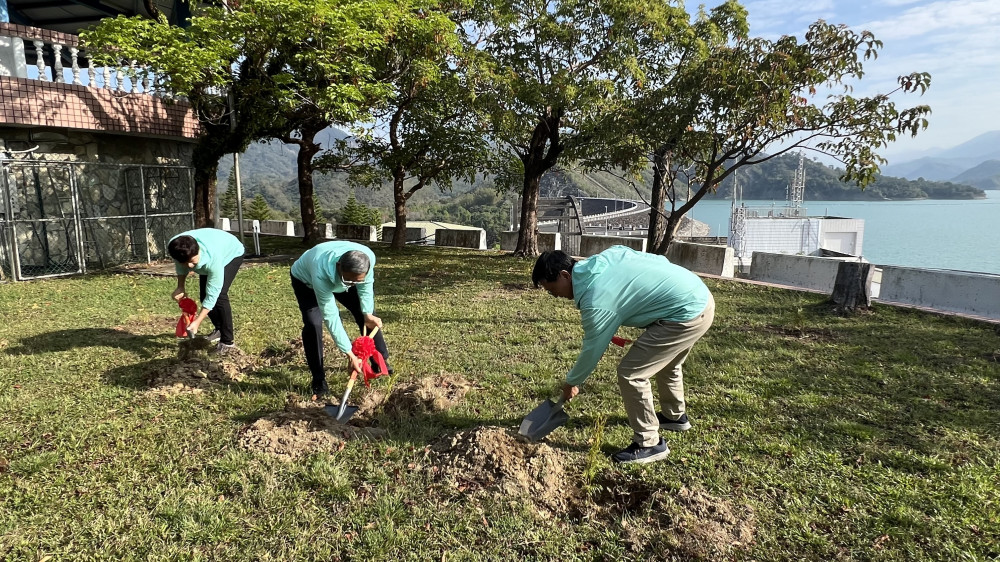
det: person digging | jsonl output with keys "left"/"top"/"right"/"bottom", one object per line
{"left": 290, "top": 241, "right": 391, "bottom": 401}
{"left": 532, "top": 246, "right": 715, "bottom": 464}
{"left": 168, "top": 228, "right": 246, "bottom": 354}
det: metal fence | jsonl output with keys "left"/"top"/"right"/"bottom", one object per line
{"left": 0, "top": 159, "right": 194, "bottom": 281}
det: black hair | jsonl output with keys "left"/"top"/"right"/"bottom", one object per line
{"left": 168, "top": 235, "right": 199, "bottom": 263}
{"left": 340, "top": 250, "right": 371, "bottom": 275}
{"left": 531, "top": 250, "right": 576, "bottom": 287}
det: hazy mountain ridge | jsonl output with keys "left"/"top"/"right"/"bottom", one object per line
{"left": 884, "top": 130, "right": 1000, "bottom": 189}
{"left": 219, "top": 129, "right": 986, "bottom": 220}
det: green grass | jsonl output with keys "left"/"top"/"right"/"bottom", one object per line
{"left": 1, "top": 245, "right": 999, "bottom": 560}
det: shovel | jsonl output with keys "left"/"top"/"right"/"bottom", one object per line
{"left": 326, "top": 369, "right": 361, "bottom": 422}
{"left": 518, "top": 396, "right": 568, "bottom": 441}
{"left": 325, "top": 326, "right": 380, "bottom": 423}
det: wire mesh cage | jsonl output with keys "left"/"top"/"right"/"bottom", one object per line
{"left": 0, "top": 159, "right": 194, "bottom": 281}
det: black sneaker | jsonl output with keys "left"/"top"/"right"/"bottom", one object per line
{"left": 311, "top": 379, "right": 330, "bottom": 400}
{"left": 212, "top": 342, "right": 237, "bottom": 356}
{"left": 200, "top": 330, "right": 222, "bottom": 343}
{"left": 658, "top": 412, "right": 691, "bottom": 432}
{"left": 611, "top": 438, "right": 670, "bottom": 464}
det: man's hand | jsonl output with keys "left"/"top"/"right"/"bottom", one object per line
{"left": 345, "top": 351, "right": 363, "bottom": 373}
{"left": 562, "top": 383, "right": 579, "bottom": 402}
{"left": 187, "top": 316, "right": 202, "bottom": 336}
{"left": 363, "top": 314, "right": 383, "bottom": 332}
{"left": 172, "top": 287, "right": 186, "bottom": 301}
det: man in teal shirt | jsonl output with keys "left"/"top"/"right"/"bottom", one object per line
{"left": 290, "top": 241, "right": 389, "bottom": 400}
{"left": 168, "top": 228, "right": 246, "bottom": 352}
{"left": 532, "top": 246, "right": 715, "bottom": 464}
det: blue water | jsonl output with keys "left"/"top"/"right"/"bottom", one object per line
{"left": 684, "top": 191, "right": 1000, "bottom": 274}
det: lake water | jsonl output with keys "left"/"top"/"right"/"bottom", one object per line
{"left": 684, "top": 190, "right": 1000, "bottom": 275}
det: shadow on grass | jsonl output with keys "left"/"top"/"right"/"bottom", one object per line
{"left": 4, "top": 328, "right": 173, "bottom": 357}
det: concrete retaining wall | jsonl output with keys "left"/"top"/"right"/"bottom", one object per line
{"left": 666, "top": 241, "right": 735, "bottom": 278}
{"left": 336, "top": 224, "right": 377, "bottom": 241}
{"left": 748, "top": 252, "right": 863, "bottom": 293}
{"left": 382, "top": 227, "right": 428, "bottom": 244}
{"left": 500, "top": 232, "right": 561, "bottom": 252}
{"left": 579, "top": 235, "right": 646, "bottom": 256}
{"left": 435, "top": 229, "right": 487, "bottom": 250}
{"left": 877, "top": 266, "right": 1000, "bottom": 320}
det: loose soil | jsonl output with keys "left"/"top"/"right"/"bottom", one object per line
{"left": 239, "top": 395, "right": 386, "bottom": 461}
{"left": 589, "top": 470, "right": 756, "bottom": 559}
{"left": 431, "top": 426, "right": 575, "bottom": 514}
{"left": 377, "top": 374, "right": 473, "bottom": 418}
{"left": 146, "top": 338, "right": 256, "bottom": 397}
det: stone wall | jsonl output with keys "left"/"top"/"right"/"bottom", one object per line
{"left": 0, "top": 128, "right": 195, "bottom": 165}
{"left": 336, "top": 224, "right": 377, "bottom": 241}
{"left": 666, "top": 241, "right": 735, "bottom": 278}
{"left": 435, "top": 228, "right": 486, "bottom": 250}
{"left": 579, "top": 235, "right": 646, "bottom": 256}
{"left": 382, "top": 226, "right": 428, "bottom": 244}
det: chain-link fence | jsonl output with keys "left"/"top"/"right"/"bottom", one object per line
{"left": 0, "top": 159, "right": 194, "bottom": 281}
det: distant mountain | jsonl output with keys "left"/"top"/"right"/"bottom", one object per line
{"left": 884, "top": 130, "right": 1000, "bottom": 183}
{"left": 881, "top": 158, "right": 968, "bottom": 182}
{"left": 950, "top": 159, "right": 1000, "bottom": 190}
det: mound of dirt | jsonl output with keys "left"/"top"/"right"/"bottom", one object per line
{"left": 239, "top": 396, "right": 386, "bottom": 461}
{"left": 590, "top": 472, "right": 756, "bottom": 559}
{"left": 432, "top": 426, "right": 575, "bottom": 514}
{"left": 146, "top": 340, "right": 256, "bottom": 397}
{"left": 379, "top": 374, "right": 472, "bottom": 418}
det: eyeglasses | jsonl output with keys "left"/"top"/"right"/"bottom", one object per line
{"left": 341, "top": 276, "right": 363, "bottom": 287}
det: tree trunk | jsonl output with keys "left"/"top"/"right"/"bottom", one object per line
{"left": 647, "top": 146, "right": 668, "bottom": 253}
{"left": 391, "top": 170, "right": 408, "bottom": 250}
{"left": 191, "top": 137, "right": 222, "bottom": 228}
{"left": 514, "top": 172, "right": 541, "bottom": 256}
{"left": 514, "top": 113, "right": 562, "bottom": 257}
{"left": 295, "top": 127, "right": 323, "bottom": 245}
{"left": 831, "top": 261, "right": 874, "bottom": 313}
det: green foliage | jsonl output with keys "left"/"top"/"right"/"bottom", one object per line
{"left": 246, "top": 194, "right": 273, "bottom": 222}
{"left": 338, "top": 194, "right": 381, "bottom": 227}
{"left": 416, "top": 186, "right": 513, "bottom": 246}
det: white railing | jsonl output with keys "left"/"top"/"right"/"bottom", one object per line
{"left": 0, "top": 23, "right": 175, "bottom": 98}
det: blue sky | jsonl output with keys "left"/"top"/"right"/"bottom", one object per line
{"left": 742, "top": 0, "right": 1000, "bottom": 160}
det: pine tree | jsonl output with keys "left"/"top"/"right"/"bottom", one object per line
{"left": 246, "top": 194, "right": 272, "bottom": 222}
{"left": 340, "top": 194, "right": 367, "bottom": 225}
{"left": 220, "top": 172, "right": 238, "bottom": 218}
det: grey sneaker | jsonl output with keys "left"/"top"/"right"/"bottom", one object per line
{"left": 213, "top": 342, "right": 237, "bottom": 355}
{"left": 611, "top": 438, "right": 670, "bottom": 464}
{"left": 200, "top": 330, "right": 222, "bottom": 343}
{"left": 657, "top": 412, "right": 691, "bottom": 432}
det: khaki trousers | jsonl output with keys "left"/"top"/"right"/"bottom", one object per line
{"left": 617, "top": 293, "right": 715, "bottom": 447}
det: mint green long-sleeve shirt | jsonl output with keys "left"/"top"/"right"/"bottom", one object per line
{"left": 290, "top": 241, "right": 376, "bottom": 353}
{"left": 566, "top": 245, "right": 711, "bottom": 386}
{"left": 170, "top": 228, "right": 245, "bottom": 310}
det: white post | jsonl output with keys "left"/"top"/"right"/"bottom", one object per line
{"left": 233, "top": 153, "right": 246, "bottom": 245}
{"left": 33, "top": 40, "right": 46, "bottom": 80}
{"left": 52, "top": 43, "right": 62, "bottom": 82}
{"left": 69, "top": 46, "right": 81, "bottom": 85}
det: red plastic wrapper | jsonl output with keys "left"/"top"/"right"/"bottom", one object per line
{"left": 175, "top": 297, "right": 197, "bottom": 337}
{"left": 611, "top": 335, "right": 632, "bottom": 347}
{"left": 351, "top": 335, "right": 388, "bottom": 387}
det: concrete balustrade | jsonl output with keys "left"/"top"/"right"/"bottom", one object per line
{"left": 382, "top": 227, "right": 428, "bottom": 244}
{"left": 748, "top": 253, "right": 865, "bottom": 293}
{"left": 877, "top": 266, "right": 1000, "bottom": 320}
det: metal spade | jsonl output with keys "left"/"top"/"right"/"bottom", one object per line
{"left": 326, "top": 369, "right": 360, "bottom": 422}
{"left": 518, "top": 396, "right": 568, "bottom": 441}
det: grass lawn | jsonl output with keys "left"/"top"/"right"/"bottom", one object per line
{"left": 1, "top": 244, "right": 998, "bottom": 560}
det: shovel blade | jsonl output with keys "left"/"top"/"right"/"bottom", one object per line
{"left": 518, "top": 399, "right": 569, "bottom": 441}
{"left": 324, "top": 403, "right": 359, "bottom": 423}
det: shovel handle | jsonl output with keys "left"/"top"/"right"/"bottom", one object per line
{"left": 335, "top": 369, "right": 359, "bottom": 419}
{"left": 364, "top": 325, "right": 380, "bottom": 339}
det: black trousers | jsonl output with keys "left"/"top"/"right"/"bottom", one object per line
{"left": 198, "top": 256, "right": 243, "bottom": 345}
{"left": 291, "top": 273, "right": 390, "bottom": 394}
